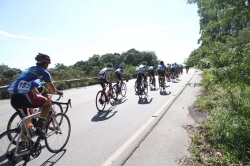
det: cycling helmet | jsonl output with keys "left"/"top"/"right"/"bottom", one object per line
{"left": 160, "top": 61, "right": 164, "bottom": 65}
{"left": 141, "top": 61, "right": 147, "bottom": 65}
{"left": 35, "top": 53, "right": 51, "bottom": 64}
{"left": 106, "top": 62, "right": 113, "bottom": 67}
{"left": 119, "top": 64, "right": 124, "bottom": 69}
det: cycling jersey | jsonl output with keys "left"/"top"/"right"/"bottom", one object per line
{"left": 7, "top": 66, "right": 52, "bottom": 94}
{"left": 157, "top": 64, "right": 167, "bottom": 72}
{"left": 136, "top": 64, "right": 147, "bottom": 74}
{"left": 115, "top": 68, "right": 125, "bottom": 81}
{"left": 98, "top": 67, "right": 115, "bottom": 81}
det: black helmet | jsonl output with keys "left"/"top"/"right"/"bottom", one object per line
{"left": 35, "top": 53, "right": 51, "bottom": 64}
{"left": 106, "top": 62, "right": 113, "bottom": 67}
{"left": 160, "top": 61, "right": 164, "bottom": 65}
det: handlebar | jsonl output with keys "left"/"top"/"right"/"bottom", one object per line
{"left": 51, "top": 99, "right": 72, "bottom": 114}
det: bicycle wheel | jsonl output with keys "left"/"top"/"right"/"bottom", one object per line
{"left": 7, "top": 112, "right": 22, "bottom": 144}
{"left": 142, "top": 80, "right": 148, "bottom": 97}
{"left": 134, "top": 80, "right": 139, "bottom": 94}
{"left": 138, "top": 81, "right": 144, "bottom": 99}
{"left": 109, "top": 87, "right": 117, "bottom": 106}
{"left": 95, "top": 91, "right": 106, "bottom": 112}
{"left": 51, "top": 103, "right": 63, "bottom": 114}
{"left": 0, "top": 129, "right": 31, "bottom": 165}
{"left": 45, "top": 113, "right": 71, "bottom": 153}
{"left": 121, "top": 82, "right": 127, "bottom": 97}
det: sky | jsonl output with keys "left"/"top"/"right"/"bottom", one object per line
{"left": 0, "top": 0, "right": 200, "bottom": 70}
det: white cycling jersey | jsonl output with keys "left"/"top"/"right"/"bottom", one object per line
{"left": 136, "top": 64, "right": 147, "bottom": 74}
{"left": 98, "top": 67, "right": 114, "bottom": 80}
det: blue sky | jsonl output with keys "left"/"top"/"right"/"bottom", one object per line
{"left": 0, "top": 0, "right": 200, "bottom": 70}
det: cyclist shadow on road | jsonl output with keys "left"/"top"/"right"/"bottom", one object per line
{"left": 160, "top": 91, "right": 171, "bottom": 96}
{"left": 115, "top": 98, "right": 128, "bottom": 105}
{"left": 138, "top": 97, "right": 153, "bottom": 104}
{"left": 91, "top": 108, "right": 118, "bottom": 122}
{"left": 41, "top": 149, "right": 67, "bottom": 166}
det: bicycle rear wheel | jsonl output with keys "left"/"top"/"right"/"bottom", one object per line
{"left": 142, "top": 80, "right": 148, "bottom": 97}
{"left": 7, "top": 112, "right": 22, "bottom": 144}
{"left": 95, "top": 91, "right": 106, "bottom": 112}
{"left": 0, "top": 129, "right": 31, "bottom": 166}
{"left": 134, "top": 80, "right": 139, "bottom": 94}
{"left": 45, "top": 113, "right": 71, "bottom": 153}
{"left": 121, "top": 82, "right": 127, "bottom": 97}
{"left": 109, "top": 88, "right": 117, "bottom": 106}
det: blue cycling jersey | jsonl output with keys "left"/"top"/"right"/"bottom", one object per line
{"left": 157, "top": 65, "right": 167, "bottom": 71}
{"left": 7, "top": 66, "right": 52, "bottom": 94}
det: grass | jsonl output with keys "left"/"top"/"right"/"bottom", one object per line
{"left": 180, "top": 72, "right": 250, "bottom": 166}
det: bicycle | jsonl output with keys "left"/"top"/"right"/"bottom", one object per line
{"left": 7, "top": 93, "right": 64, "bottom": 144}
{"left": 137, "top": 79, "right": 148, "bottom": 99}
{"left": 149, "top": 76, "right": 156, "bottom": 90}
{"left": 96, "top": 82, "right": 117, "bottom": 112}
{"left": 169, "top": 72, "right": 179, "bottom": 83}
{"left": 113, "top": 79, "right": 127, "bottom": 99}
{"left": 159, "top": 75, "right": 167, "bottom": 94}
{"left": 0, "top": 98, "right": 72, "bottom": 165}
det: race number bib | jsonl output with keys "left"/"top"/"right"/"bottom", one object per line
{"left": 18, "top": 80, "right": 32, "bottom": 91}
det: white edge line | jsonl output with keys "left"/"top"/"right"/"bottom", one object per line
{"left": 101, "top": 85, "right": 185, "bottom": 166}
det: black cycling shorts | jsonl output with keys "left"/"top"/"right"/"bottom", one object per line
{"left": 157, "top": 70, "right": 165, "bottom": 77}
{"left": 148, "top": 70, "right": 155, "bottom": 77}
{"left": 98, "top": 79, "right": 108, "bottom": 88}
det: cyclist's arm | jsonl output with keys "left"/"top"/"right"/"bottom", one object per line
{"left": 46, "top": 82, "right": 60, "bottom": 94}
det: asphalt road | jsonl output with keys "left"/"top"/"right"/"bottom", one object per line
{"left": 0, "top": 69, "right": 201, "bottom": 166}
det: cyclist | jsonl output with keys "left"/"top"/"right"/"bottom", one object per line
{"left": 7, "top": 53, "right": 63, "bottom": 140}
{"left": 135, "top": 61, "right": 148, "bottom": 90}
{"left": 157, "top": 61, "right": 167, "bottom": 89}
{"left": 148, "top": 63, "right": 156, "bottom": 87}
{"left": 115, "top": 64, "right": 128, "bottom": 92}
{"left": 98, "top": 63, "right": 119, "bottom": 104}
{"left": 186, "top": 65, "right": 189, "bottom": 74}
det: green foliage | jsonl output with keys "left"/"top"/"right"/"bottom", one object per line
{"left": 186, "top": 0, "right": 250, "bottom": 164}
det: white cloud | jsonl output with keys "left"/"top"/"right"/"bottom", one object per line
{"left": 0, "top": 30, "right": 66, "bottom": 47}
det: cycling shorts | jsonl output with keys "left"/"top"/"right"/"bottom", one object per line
{"left": 98, "top": 79, "right": 108, "bottom": 88}
{"left": 171, "top": 68, "right": 175, "bottom": 73}
{"left": 11, "top": 92, "right": 47, "bottom": 118}
{"left": 148, "top": 70, "right": 155, "bottom": 77}
{"left": 157, "top": 70, "right": 165, "bottom": 77}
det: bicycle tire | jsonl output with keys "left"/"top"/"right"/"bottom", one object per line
{"left": 7, "top": 112, "right": 22, "bottom": 144}
{"left": 109, "top": 87, "right": 117, "bottom": 106}
{"left": 51, "top": 102, "right": 64, "bottom": 115}
{"left": 134, "top": 80, "right": 139, "bottom": 94}
{"left": 121, "top": 82, "right": 127, "bottom": 97}
{"left": 138, "top": 81, "right": 144, "bottom": 99}
{"left": 95, "top": 90, "right": 106, "bottom": 112}
{"left": 0, "top": 129, "right": 31, "bottom": 166}
{"left": 142, "top": 80, "right": 148, "bottom": 97}
{"left": 45, "top": 113, "right": 71, "bottom": 153}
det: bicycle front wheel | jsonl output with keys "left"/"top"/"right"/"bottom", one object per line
{"left": 45, "top": 113, "right": 71, "bottom": 153}
{"left": 0, "top": 129, "right": 31, "bottom": 166}
{"left": 96, "top": 91, "right": 106, "bottom": 112}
